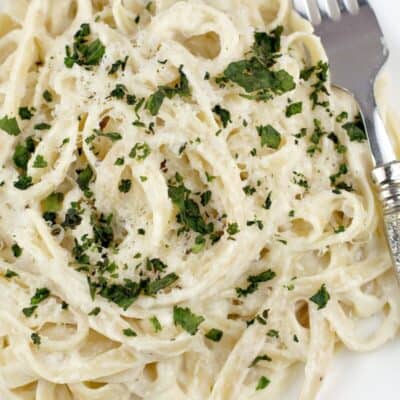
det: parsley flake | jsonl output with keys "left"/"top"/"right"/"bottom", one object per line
{"left": 0, "top": 115, "right": 20, "bottom": 136}
{"left": 173, "top": 306, "right": 204, "bottom": 335}
{"left": 256, "top": 376, "right": 270, "bottom": 391}
{"left": 309, "top": 284, "right": 330, "bottom": 309}
{"left": 257, "top": 125, "right": 281, "bottom": 149}
{"left": 32, "top": 155, "right": 48, "bottom": 168}
{"left": 286, "top": 101, "right": 303, "bottom": 117}
{"left": 205, "top": 328, "right": 223, "bottom": 342}
{"left": 212, "top": 105, "right": 232, "bottom": 128}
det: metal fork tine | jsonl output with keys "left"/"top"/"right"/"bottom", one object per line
{"left": 305, "top": 0, "right": 322, "bottom": 25}
{"left": 326, "top": 0, "right": 341, "bottom": 20}
{"left": 338, "top": 0, "right": 360, "bottom": 13}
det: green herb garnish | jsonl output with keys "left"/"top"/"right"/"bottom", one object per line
{"left": 205, "top": 328, "right": 223, "bottom": 342}
{"left": 0, "top": 115, "right": 20, "bottom": 136}
{"left": 123, "top": 328, "right": 137, "bottom": 337}
{"left": 145, "top": 65, "right": 191, "bottom": 115}
{"left": 19, "top": 107, "right": 35, "bottom": 120}
{"left": 31, "top": 333, "right": 41, "bottom": 346}
{"left": 13, "top": 175, "right": 33, "bottom": 190}
{"left": 257, "top": 125, "right": 281, "bottom": 149}
{"left": 118, "top": 179, "right": 132, "bottom": 193}
{"left": 212, "top": 105, "right": 232, "bottom": 128}
{"left": 150, "top": 316, "right": 162, "bottom": 332}
{"left": 11, "top": 243, "right": 23, "bottom": 258}
{"left": 236, "top": 269, "right": 276, "bottom": 297}
{"left": 256, "top": 376, "right": 270, "bottom": 391}
{"left": 286, "top": 101, "right": 303, "bottom": 117}
{"left": 64, "top": 23, "right": 105, "bottom": 68}
{"left": 32, "top": 155, "right": 48, "bottom": 168}
{"left": 309, "top": 284, "right": 330, "bottom": 309}
{"left": 173, "top": 306, "right": 204, "bottom": 335}
{"left": 43, "top": 90, "right": 53, "bottom": 102}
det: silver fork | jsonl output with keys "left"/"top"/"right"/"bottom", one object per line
{"left": 292, "top": 0, "right": 400, "bottom": 279}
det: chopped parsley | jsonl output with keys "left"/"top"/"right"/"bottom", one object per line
{"left": 76, "top": 165, "right": 93, "bottom": 191}
{"left": 22, "top": 306, "right": 37, "bottom": 317}
{"left": 64, "top": 23, "right": 106, "bottom": 68}
{"left": 257, "top": 125, "right": 281, "bottom": 149}
{"left": 97, "top": 279, "right": 142, "bottom": 310}
{"left": 217, "top": 28, "right": 295, "bottom": 101}
{"left": 42, "top": 90, "right": 53, "bottom": 102}
{"left": 309, "top": 284, "right": 330, "bottom": 309}
{"left": 334, "top": 225, "right": 345, "bottom": 234}
{"left": 293, "top": 171, "right": 309, "bottom": 190}
{"left": 173, "top": 306, "right": 204, "bottom": 335}
{"left": 118, "top": 179, "right": 132, "bottom": 193}
{"left": 146, "top": 258, "right": 168, "bottom": 272}
{"left": 18, "top": 107, "right": 35, "bottom": 120}
{"left": 212, "top": 105, "right": 232, "bottom": 128}
{"left": 307, "top": 119, "right": 327, "bottom": 155}
{"left": 263, "top": 192, "right": 272, "bottom": 210}
{"left": 129, "top": 142, "right": 151, "bottom": 160}
{"left": 115, "top": 157, "right": 124, "bottom": 166}
{"left": 205, "top": 328, "right": 223, "bottom": 342}
{"left": 304, "top": 61, "right": 330, "bottom": 109}
{"left": 88, "top": 307, "right": 101, "bottom": 316}
{"left": 123, "top": 328, "right": 137, "bottom": 337}
{"left": 0, "top": 115, "right": 20, "bottom": 136}
{"left": 200, "top": 190, "right": 212, "bottom": 206}
{"left": 94, "top": 129, "right": 122, "bottom": 142}
{"left": 5, "top": 269, "right": 18, "bottom": 278}
{"left": 256, "top": 376, "right": 270, "bottom": 391}
{"left": 109, "top": 83, "right": 127, "bottom": 99}
{"left": 250, "top": 354, "right": 272, "bottom": 367}
{"left": 31, "top": 288, "right": 50, "bottom": 305}
{"left": 286, "top": 101, "right": 303, "bottom": 117}
{"left": 31, "top": 333, "right": 41, "bottom": 346}
{"left": 4, "top": 269, "right": 19, "bottom": 279}
{"left": 32, "top": 155, "right": 48, "bottom": 168}
{"left": 109, "top": 56, "right": 128, "bottom": 74}
{"left": 227, "top": 222, "right": 240, "bottom": 236}
{"left": 42, "top": 192, "right": 64, "bottom": 212}
{"left": 145, "top": 65, "right": 191, "bottom": 115}
{"left": 243, "top": 185, "right": 256, "bottom": 196}
{"left": 236, "top": 269, "right": 276, "bottom": 297}
{"left": 246, "top": 219, "right": 264, "bottom": 230}
{"left": 330, "top": 163, "right": 348, "bottom": 185}
{"left": 145, "top": 273, "right": 179, "bottom": 296}
{"left": 11, "top": 243, "right": 23, "bottom": 258}
{"left": 62, "top": 207, "right": 82, "bottom": 229}
{"left": 168, "top": 180, "right": 213, "bottom": 235}
{"left": 267, "top": 329, "right": 279, "bottom": 338}
{"left": 34, "top": 123, "right": 51, "bottom": 130}
{"left": 14, "top": 175, "right": 33, "bottom": 190}
{"left": 150, "top": 316, "right": 162, "bottom": 332}
{"left": 13, "top": 143, "right": 32, "bottom": 171}
{"left": 336, "top": 111, "right": 348, "bottom": 123}
{"left": 342, "top": 116, "right": 367, "bottom": 142}
{"left": 92, "top": 213, "right": 114, "bottom": 248}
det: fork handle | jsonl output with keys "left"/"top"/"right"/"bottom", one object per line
{"left": 373, "top": 162, "right": 400, "bottom": 278}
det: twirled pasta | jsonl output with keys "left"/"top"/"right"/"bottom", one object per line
{"left": 0, "top": 1, "right": 399, "bottom": 399}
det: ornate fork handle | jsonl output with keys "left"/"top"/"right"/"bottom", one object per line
{"left": 373, "top": 161, "right": 400, "bottom": 277}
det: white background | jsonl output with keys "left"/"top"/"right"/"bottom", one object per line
{"left": 0, "top": 0, "right": 399, "bottom": 399}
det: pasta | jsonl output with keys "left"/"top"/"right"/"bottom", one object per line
{"left": 0, "top": 0, "right": 399, "bottom": 399}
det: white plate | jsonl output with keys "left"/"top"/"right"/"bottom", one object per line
{"left": 0, "top": 1, "right": 399, "bottom": 399}
{"left": 317, "top": 1, "right": 400, "bottom": 399}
